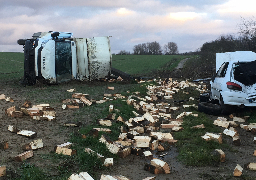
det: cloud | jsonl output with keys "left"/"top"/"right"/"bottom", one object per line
{"left": 0, "top": 0, "right": 254, "bottom": 54}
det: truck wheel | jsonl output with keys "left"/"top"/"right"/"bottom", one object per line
{"left": 17, "top": 39, "right": 26, "bottom": 45}
{"left": 198, "top": 102, "right": 221, "bottom": 116}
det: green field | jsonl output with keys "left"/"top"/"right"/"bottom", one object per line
{"left": 0, "top": 52, "right": 24, "bottom": 81}
{"left": 112, "top": 54, "right": 191, "bottom": 76}
{"left": 0, "top": 53, "right": 192, "bottom": 81}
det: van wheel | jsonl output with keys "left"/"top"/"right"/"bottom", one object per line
{"left": 200, "top": 93, "right": 210, "bottom": 102}
{"left": 220, "top": 96, "right": 232, "bottom": 115}
{"left": 198, "top": 102, "right": 221, "bottom": 116}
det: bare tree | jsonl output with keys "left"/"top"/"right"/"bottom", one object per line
{"left": 118, "top": 50, "right": 130, "bottom": 55}
{"left": 238, "top": 17, "right": 256, "bottom": 51}
{"left": 164, "top": 42, "right": 179, "bottom": 55}
{"left": 148, "top": 41, "right": 162, "bottom": 55}
{"left": 239, "top": 17, "right": 256, "bottom": 39}
{"left": 133, "top": 41, "right": 162, "bottom": 55}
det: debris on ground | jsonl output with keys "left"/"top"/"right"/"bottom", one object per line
{"left": 14, "top": 150, "right": 33, "bottom": 162}
{"left": 215, "top": 149, "right": 225, "bottom": 162}
{"left": 55, "top": 142, "right": 76, "bottom": 156}
{"left": 0, "top": 166, "right": 6, "bottom": 177}
{"left": 246, "top": 163, "right": 256, "bottom": 170}
{"left": 68, "top": 172, "right": 94, "bottom": 180}
{"left": 5, "top": 102, "right": 56, "bottom": 120}
{"left": 233, "top": 164, "right": 243, "bottom": 177}
{"left": 2, "top": 77, "right": 256, "bottom": 178}
{"left": 201, "top": 132, "right": 222, "bottom": 144}
{"left": 8, "top": 125, "right": 37, "bottom": 138}
{"left": 100, "top": 174, "right": 130, "bottom": 180}
{"left": 22, "top": 139, "right": 43, "bottom": 150}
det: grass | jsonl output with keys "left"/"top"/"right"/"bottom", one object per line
{"left": 112, "top": 54, "right": 191, "bottom": 76}
{"left": 0, "top": 52, "right": 24, "bottom": 81}
{"left": 173, "top": 112, "right": 224, "bottom": 166}
{"left": 171, "top": 85, "right": 228, "bottom": 166}
{"left": 14, "top": 163, "right": 49, "bottom": 180}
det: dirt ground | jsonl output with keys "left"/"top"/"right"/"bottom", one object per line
{"left": 104, "top": 114, "right": 256, "bottom": 180}
{"left": 0, "top": 81, "right": 88, "bottom": 179}
{"left": 1, "top": 79, "right": 256, "bottom": 180}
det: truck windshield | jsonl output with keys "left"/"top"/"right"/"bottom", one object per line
{"left": 233, "top": 60, "right": 256, "bottom": 86}
{"left": 55, "top": 41, "right": 72, "bottom": 82}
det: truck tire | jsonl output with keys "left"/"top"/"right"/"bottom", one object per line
{"left": 17, "top": 39, "right": 26, "bottom": 45}
{"left": 198, "top": 102, "right": 221, "bottom": 116}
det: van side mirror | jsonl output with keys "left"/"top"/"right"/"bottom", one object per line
{"left": 211, "top": 75, "right": 216, "bottom": 82}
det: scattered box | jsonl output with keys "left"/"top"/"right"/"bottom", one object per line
{"left": 55, "top": 142, "right": 76, "bottom": 156}
{"left": 68, "top": 172, "right": 94, "bottom": 180}
{"left": 201, "top": 132, "right": 222, "bottom": 144}
{"left": 133, "top": 136, "right": 151, "bottom": 148}
{"left": 17, "top": 130, "right": 37, "bottom": 138}
{"left": 15, "top": 151, "right": 33, "bottom": 162}
{"left": 0, "top": 166, "right": 6, "bottom": 177}
{"left": 22, "top": 139, "right": 43, "bottom": 150}
{"left": 150, "top": 158, "right": 170, "bottom": 174}
{"left": 104, "top": 158, "right": 113, "bottom": 167}
{"left": 215, "top": 149, "right": 225, "bottom": 162}
{"left": 234, "top": 164, "right": 243, "bottom": 177}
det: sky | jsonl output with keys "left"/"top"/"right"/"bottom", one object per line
{"left": 0, "top": 0, "right": 256, "bottom": 54}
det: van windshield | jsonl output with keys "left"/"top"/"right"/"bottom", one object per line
{"left": 233, "top": 60, "right": 256, "bottom": 86}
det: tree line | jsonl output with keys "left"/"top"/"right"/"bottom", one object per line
{"left": 199, "top": 17, "right": 256, "bottom": 63}
{"left": 117, "top": 41, "right": 179, "bottom": 55}
{"left": 117, "top": 17, "right": 256, "bottom": 57}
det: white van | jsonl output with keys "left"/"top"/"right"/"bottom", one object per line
{"left": 208, "top": 51, "right": 256, "bottom": 113}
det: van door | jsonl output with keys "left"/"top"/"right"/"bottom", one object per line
{"left": 211, "top": 62, "right": 229, "bottom": 100}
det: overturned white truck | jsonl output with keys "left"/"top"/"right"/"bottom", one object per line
{"left": 17, "top": 31, "right": 112, "bottom": 85}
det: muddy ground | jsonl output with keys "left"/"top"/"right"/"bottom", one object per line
{"left": 0, "top": 79, "right": 256, "bottom": 180}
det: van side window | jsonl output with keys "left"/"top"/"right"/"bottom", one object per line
{"left": 216, "top": 62, "right": 229, "bottom": 77}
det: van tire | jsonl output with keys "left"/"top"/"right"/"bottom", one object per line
{"left": 220, "top": 96, "right": 232, "bottom": 115}
{"left": 200, "top": 93, "right": 210, "bottom": 102}
{"left": 198, "top": 102, "right": 221, "bottom": 116}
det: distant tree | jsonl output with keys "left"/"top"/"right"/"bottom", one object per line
{"left": 148, "top": 41, "right": 162, "bottom": 55}
{"left": 238, "top": 17, "right": 256, "bottom": 51}
{"left": 118, "top": 50, "right": 130, "bottom": 55}
{"left": 133, "top": 41, "right": 162, "bottom": 55}
{"left": 163, "top": 42, "right": 179, "bottom": 55}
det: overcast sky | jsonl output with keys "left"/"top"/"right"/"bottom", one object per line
{"left": 0, "top": 0, "right": 255, "bottom": 53}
